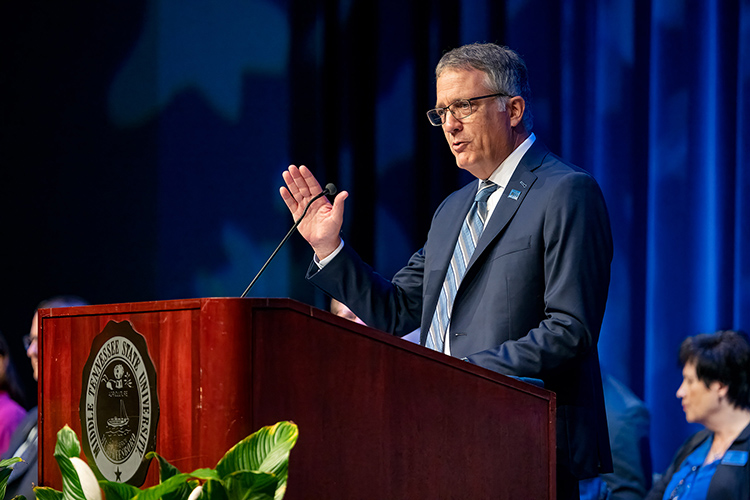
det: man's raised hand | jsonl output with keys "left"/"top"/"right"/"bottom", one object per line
{"left": 280, "top": 165, "right": 348, "bottom": 259}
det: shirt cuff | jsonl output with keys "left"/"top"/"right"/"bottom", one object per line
{"left": 314, "top": 239, "right": 345, "bottom": 269}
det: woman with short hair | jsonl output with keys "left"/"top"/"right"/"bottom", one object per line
{"left": 647, "top": 329, "right": 750, "bottom": 500}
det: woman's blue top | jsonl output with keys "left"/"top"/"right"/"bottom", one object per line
{"left": 662, "top": 435, "right": 719, "bottom": 499}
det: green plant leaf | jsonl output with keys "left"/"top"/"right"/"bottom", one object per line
{"left": 38, "top": 422, "right": 298, "bottom": 500}
{"left": 222, "top": 471, "right": 277, "bottom": 500}
{"left": 98, "top": 481, "right": 142, "bottom": 500}
{"left": 54, "top": 426, "right": 81, "bottom": 459}
{"left": 202, "top": 479, "right": 228, "bottom": 500}
{"left": 215, "top": 422, "right": 297, "bottom": 500}
{"left": 1, "top": 467, "right": 12, "bottom": 500}
{"left": 145, "top": 452, "right": 194, "bottom": 500}
{"left": 52, "top": 428, "right": 87, "bottom": 500}
{"left": 2, "top": 457, "right": 24, "bottom": 500}
{"left": 128, "top": 472, "right": 192, "bottom": 500}
{"left": 215, "top": 421, "right": 297, "bottom": 496}
{"left": 148, "top": 451, "right": 183, "bottom": 479}
{"left": 1, "top": 457, "right": 23, "bottom": 467}
{"left": 53, "top": 455, "right": 86, "bottom": 500}
{"left": 188, "top": 468, "right": 221, "bottom": 481}
{"left": 34, "top": 486, "right": 64, "bottom": 500}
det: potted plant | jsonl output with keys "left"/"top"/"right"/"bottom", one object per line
{"left": 1, "top": 421, "right": 298, "bottom": 500}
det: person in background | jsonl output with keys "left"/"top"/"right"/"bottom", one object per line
{"left": 330, "top": 298, "right": 366, "bottom": 326}
{"left": 580, "top": 372, "right": 653, "bottom": 500}
{"left": 0, "top": 332, "right": 26, "bottom": 455}
{"left": 646, "top": 330, "right": 750, "bottom": 500}
{"left": 2, "top": 295, "right": 88, "bottom": 499}
{"left": 330, "top": 298, "right": 421, "bottom": 344}
{"left": 281, "top": 42, "right": 613, "bottom": 499}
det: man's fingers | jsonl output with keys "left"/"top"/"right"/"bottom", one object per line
{"left": 297, "top": 165, "right": 324, "bottom": 196}
{"left": 331, "top": 191, "right": 349, "bottom": 215}
{"left": 279, "top": 186, "right": 298, "bottom": 212}
{"left": 283, "top": 167, "right": 304, "bottom": 199}
{"left": 282, "top": 165, "right": 339, "bottom": 220}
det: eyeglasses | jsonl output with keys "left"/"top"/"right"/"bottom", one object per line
{"left": 23, "top": 334, "right": 38, "bottom": 350}
{"left": 426, "top": 92, "right": 512, "bottom": 126}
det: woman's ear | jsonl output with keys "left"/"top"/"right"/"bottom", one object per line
{"left": 712, "top": 381, "right": 729, "bottom": 401}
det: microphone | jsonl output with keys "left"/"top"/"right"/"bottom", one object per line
{"left": 240, "top": 183, "right": 337, "bottom": 298}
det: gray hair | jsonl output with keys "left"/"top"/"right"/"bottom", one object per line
{"left": 436, "top": 43, "right": 534, "bottom": 131}
{"left": 36, "top": 295, "right": 89, "bottom": 311}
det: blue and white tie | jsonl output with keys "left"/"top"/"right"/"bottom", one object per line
{"left": 426, "top": 180, "right": 498, "bottom": 352}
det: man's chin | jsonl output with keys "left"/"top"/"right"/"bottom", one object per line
{"left": 454, "top": 153, "right": 470, "bottom": 168}
{"left": 456, "top": 159, "right": 474, "bottom": 173}
{"left": 456, "top": 160, "right": 490, "bottom": 179}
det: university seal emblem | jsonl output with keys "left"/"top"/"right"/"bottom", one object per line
{"left": 79, "top": 320, "right": 159, "bottom": 485}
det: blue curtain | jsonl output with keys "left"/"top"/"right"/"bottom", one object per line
{"left": 642, "top": 0, "right": 750, "bottom": 470}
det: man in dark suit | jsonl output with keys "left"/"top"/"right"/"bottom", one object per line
{"left": 3, "top": 296, "right": 88, "bottom": 499}
{"left": 280, "top": 42, "right": 613, "bottom": 499}
{"left": 3, "top": 407, "right": 38, "bottom": 499}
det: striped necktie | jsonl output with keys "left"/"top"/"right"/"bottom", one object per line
{"left": 426, "top": 180, "right": 498, "bottom": 352}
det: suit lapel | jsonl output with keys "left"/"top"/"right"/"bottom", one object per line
{"left": 469, "top": 168, "right": 536, "bottom": 264}
{"left": 467, "top": 141, "right": 549, "bottom": 272}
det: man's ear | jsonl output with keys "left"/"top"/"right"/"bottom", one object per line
{"left": 507, "top": 96, "right": 526, "bottom": 128}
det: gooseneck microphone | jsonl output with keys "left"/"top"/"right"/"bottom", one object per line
{"left": 240, "top": 183, "right": 337, "bottom": 298}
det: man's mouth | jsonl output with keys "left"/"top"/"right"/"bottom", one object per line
{"left": 452, "top": 140, "right": 468, "bottom": 152}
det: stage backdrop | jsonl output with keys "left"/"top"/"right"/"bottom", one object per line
{"left": 1, "top": 0, "right": 748, "bottom": 475}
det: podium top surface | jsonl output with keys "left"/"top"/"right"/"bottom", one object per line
{"left": 38, "top": 296, "right": 552, "bottom": 400}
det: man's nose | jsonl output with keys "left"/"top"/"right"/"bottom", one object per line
{"left": 443, "top": 110, "right": 462, "bottom": 133}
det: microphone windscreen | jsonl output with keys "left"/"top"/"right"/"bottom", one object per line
{"left": 325, "top": 183, "right": 338, "bottom": 196}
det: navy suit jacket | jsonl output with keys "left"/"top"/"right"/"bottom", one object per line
{"left": 2, "top": 406, "right": 38, "bottom": 500}
{"left": 308, "top": 140, "right": 613, "bottom": 479}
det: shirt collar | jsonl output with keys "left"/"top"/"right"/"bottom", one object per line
{"left": 484, "top": 132, "right": 536, "bottom": 190}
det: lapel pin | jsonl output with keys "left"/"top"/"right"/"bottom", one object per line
{"left": 508, "top": 189, "right": 521, "bottom": 200}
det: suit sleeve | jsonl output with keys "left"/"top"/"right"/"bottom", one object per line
{"left": 306, "top": 242, "right": 424, "bottom": 336}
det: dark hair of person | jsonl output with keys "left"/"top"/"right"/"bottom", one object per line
{"left": 0, "top": 331, "right": 26, "bottom": 406}
{"left": 679, "top": 329, "right": 750, "bottom": 410}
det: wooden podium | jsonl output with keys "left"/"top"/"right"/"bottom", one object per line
{"left": 38, "top": 298, "right": 556, "bottom": 498}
